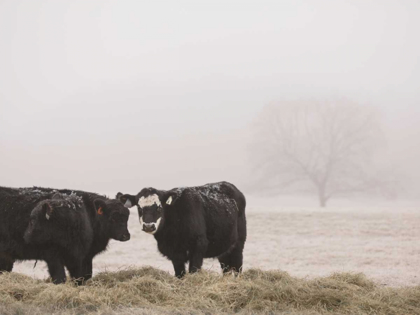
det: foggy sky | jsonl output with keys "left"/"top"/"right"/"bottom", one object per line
{"left": 1, "top": 0, "right": 419, "bottom": 197}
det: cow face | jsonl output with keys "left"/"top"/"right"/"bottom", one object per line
{"left": 137, "top": 193, "right": 163, "bottom": 234}
{"left": 94, "top": 199, "right": 131, "bottom": 242}
{"left": 136, "top": 188, "right": 178, "bottom": 235}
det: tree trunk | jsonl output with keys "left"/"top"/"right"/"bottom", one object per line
{"left": 319, "top": 196, "right": 327, "bottom": 207}
{"left": 318, "top": 185, "right": 328, "bottom": 207}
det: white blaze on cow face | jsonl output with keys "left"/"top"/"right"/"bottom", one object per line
{"left": 124, "top": 199, "right": 132, "bottom": 208}
{"left": 138, "top": 194, "right": 161, "bottom": 208}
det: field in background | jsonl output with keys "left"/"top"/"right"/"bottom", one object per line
{"left": 14, "top": 198, "right": 420, "bottom": 288}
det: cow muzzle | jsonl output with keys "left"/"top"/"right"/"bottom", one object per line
{"left": 142, "top": 223, "right": 156, "bottom": 234}
{"left": 120, "top": 233, "right": 131, "bottom": 242}
{"left": 114, "top": 232, "right": 131, "bottom": 242}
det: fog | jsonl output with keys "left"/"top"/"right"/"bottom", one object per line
{"left": 1, "top": 0, "right": 419, "bottom": 203}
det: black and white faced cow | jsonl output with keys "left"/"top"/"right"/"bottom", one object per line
{"left": 118, "top": 181, "right": 247, "bottom": 278}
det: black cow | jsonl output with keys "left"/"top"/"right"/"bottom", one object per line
{"left": 0, "top": 186, "right": 130, "bottom": 284}
{"left": 24, "top": 193, "right": 93, "bottom": 285}
{"left": 118, "top": 181, "right": 247, "bottom": 278}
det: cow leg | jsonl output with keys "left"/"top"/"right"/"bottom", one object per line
{"left": 47, "top": 259, "right": 66, "bottom": 284}
{"left": 188, "top": 237, "right": 208, "bottom": 274}
{"left": 230, "top": 213, "right": 246, "bottom": 274}
{"left": 224, "top": 213, "right": 246, "bottom": 274}
{"left": 172, "top": 260, "right": 186, "bottom": 278}
{"left": 82, "top": 258, "right": 93, "bottom": 281}
{"left": 227, "top": 242, "right": 245, "bottom": 273}
{"left": 188, "top": 254, "right": 204, "bottom": 274}
{"left": 218, "top": 240, "right": 245, "bottom": 274}
{"left": 218, "top": 254, "right": 232, "bottom": 274}
{"left": 0, "top": 252, "right": 15, "bottom": 273}
{"left": 172, "top": 250, "right": 188, "bottom": 278}
{"left": 66, "top": 259, "right": 85, "bottom": 286}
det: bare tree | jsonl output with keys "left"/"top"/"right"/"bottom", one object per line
{"left": 250, "top": 99, "right": 383, "bottom": 207}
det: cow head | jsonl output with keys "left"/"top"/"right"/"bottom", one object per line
{"left": 24, "top": 193, "right": 80, "bottom": 244}
{"left": 134, "top": 188, "right": 179, "bottom": 235}
{"left": 93, "top": 198, "right": 131, "bottom": 242}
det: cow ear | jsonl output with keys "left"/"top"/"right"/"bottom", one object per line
{"left": 125, "top": 195, "right": 137, "bottom": 208}
{"left": 123, "top": 198, "right": 133, "bottom": 208}
{"left": 43, "top": 203, "right": 53, "bottom": 220}
{"left": 116, "top": 192, "right": 123, "bottom": 199}
{"left": 116, "top": 193, "right": 134, "bottom": 208}
{"left": 94, "top": 199, "right": 107, "bottom": 215}
{"left": 163, "top": 192, "right": 178, "bottom": 206}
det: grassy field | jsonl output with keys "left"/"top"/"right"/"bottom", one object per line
{"left": 14, "top": 202, "right": 420, "bottom": 287}
{"left": 1, "top": 267, "right": 420, "bottom": 315}
{"left": 6, "top": 201, "right": 420, "bottom": 314}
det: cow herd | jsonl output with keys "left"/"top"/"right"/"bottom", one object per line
{"left": 0, "top": 181, "right": 247, "bottom": 284}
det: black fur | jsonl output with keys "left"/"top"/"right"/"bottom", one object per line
{"left": 0, "top": 186, "right": 130, "bottom": 284}
{"left": 0, "top": 187, "right": 64, "bottom": 282}
{"left": 119, "top": 181, "right": 247, "bottom": 278}
{"left": 24, "top": 193, "right": 93, "bottom": 285}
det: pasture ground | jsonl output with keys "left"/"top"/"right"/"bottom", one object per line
{"left": 14, "top": 202, "right": 420, "bottom": 287}
{"left": 5, "top": 200, "right": 420, "bottom": 314}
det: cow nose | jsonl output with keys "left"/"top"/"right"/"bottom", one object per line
{"left": 143, "top": 223, "right": 156, "bottom": 232}
{"left": 122, "top": 234, "right": 130, "bottom": 241}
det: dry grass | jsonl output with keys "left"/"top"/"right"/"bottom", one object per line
{"left": 1, "top": 267, "right": 419, "bottom": 315}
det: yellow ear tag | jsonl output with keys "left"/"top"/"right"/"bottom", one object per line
{"left": 166, "top": 196, "right": 172, "bottom": 205}
{"left": 97, "top": 207, "right": 103, "bottom": 215}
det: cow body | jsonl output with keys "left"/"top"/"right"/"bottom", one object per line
{"left": 119, "top": 181, "right": 246, "bottom": 277}
{"left": 0, "top": 186, "right": 130, "bottom": 284}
